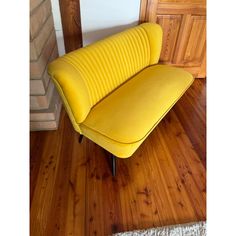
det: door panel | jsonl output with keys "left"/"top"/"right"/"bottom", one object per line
{"left": 183, "top": 15, "right": 206, "bottom": 66}
{"left": 156, "top": 15, "right": 182, "bottom": 62}
{"left": 140, "top": 0, "right": 206, "bottom": 78}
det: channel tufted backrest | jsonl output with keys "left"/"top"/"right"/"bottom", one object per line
{"left": 48, "top": 23, "right": 162, "bottom": 129}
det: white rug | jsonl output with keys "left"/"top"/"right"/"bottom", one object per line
{"left": 113, "top": 221, "right": 206, "bottom": 236}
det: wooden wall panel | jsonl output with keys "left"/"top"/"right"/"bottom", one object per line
{"left": 156, "top": 3, "right": 206, "bottom": 15}
{"left": 159, "top": 0, "right": 205, "bottom": 3}
{"left": 140, "top": 0, "right": 206, "bottom": 78}
{"left": 183, "top": 16, "right": 206, "bottom": 66}
{"left": 156, "top": 15, "right": 182, "bottom": 62}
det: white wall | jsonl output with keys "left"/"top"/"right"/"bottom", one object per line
{"left": 50, "top": 0, "right": 65, "bottom": 56}
{"left": 80, "top": 0, "right": 141, "bottom": 46}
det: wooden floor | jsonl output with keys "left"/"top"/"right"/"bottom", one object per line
{"left": 30, "top": 78, "right": 206, "bottom": 236}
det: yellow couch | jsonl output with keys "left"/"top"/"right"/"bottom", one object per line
{"left": 48, "top": 23, "right": 194, "bottom": 175}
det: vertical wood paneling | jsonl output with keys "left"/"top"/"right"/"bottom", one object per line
{"left": 139, "top": 0, "right": 206, "bottom": 78}
{"left": 64, "top": 133, "right": 87, "bottom": 236}
{"left": 156, "top": 15, "right": 182, "bottom": 62}
{"left": 146, "top": 0, "right": 160, "bottom": 22}
{"left": 30, "top": 125, "right": 64, "bottom": 235}
{"left": 183, "top": 15, "right": 206, "bottom": 66}
{"left": 173, "top": 14, "right": 192, "bottom": 64}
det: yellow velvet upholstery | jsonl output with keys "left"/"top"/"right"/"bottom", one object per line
{"left": 48, "top": 23, "right": 193, "bottom": 158}
{"left": 81, "top": 65, "right": 193, "bottom": 157}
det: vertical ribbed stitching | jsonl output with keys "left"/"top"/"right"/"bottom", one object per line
{"left": 105, "top": 40, "right": 123, "bottom": 87}
{"left": 99, "top": 42, "right": 118, "bottom": 94}
{"left": 79, "top": 50, "right": 103, "bottom": 103}
{"left": 139, "top": 26, "right": 152, "bottom": 65}
{"left": 129, "top": 29, "right": 143, "bottom": 72}
{"left": 87, "top": 42, "right": 109, "bottom": 95}
{"left": 60, "top": 56, "right": 93, "bottom": 106}
{"left": 134, "top": 29, "right": 144, "bottom": 67}
{"left": 118, "top": 33, "right": 133, "bottom": 80}
{"left": 115, "top": 35, "right": 129, "bottom": 80}
{"left": 137, "top": 28, "right": 148, "bottom": 67}
{"left": 60, "top": 25, "right": 152, "bottom": 108}
{"left": 88, "top": 45, "right": 111, "bottom": 101}
{"left": 112, "top": 37, "right": 126, "bottom": 81}
{"left": 75, "top": 52, "right": 100, "bottom": 104}
{"left": 122, "top": 33, "right": 136, "bottom": 76}
{"left": 66, "top": 52, "right": 97, "bottom": 104}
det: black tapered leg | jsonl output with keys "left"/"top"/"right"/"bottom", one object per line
{"left": 111, "top": 154, "right": 116, "bottom": 176}
{"left": 78, "top": 135, "right": 83, "bottom": 143}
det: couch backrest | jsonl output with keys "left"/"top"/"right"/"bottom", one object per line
{"left": 48, "top": 23, "right": 162, "bottom": 128}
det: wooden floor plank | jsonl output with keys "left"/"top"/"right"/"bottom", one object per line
{"left": 44, "top": 112, "right": 75, "bottom": 236}
{"left": 154, "top": 130, "right": 198, "bottom": 224}
{"left": 64, "top": 134, "right": 88, "bottom": 236}
{"left": 30, "top": 78, "right": 206, "bottom": 236}
{"left": 30, "top": 132, "right": 46, "bottom": 205}
{"left": 30, "top": 118, "right": 65, "bottom": 236}
{"left": 174, "top": 79, "right": 206, "bottom": 166}
{"left": 158, "top": 112, "right": 206, "bottom": 220}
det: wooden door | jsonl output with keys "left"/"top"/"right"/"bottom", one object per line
{"left": 140, "top": 0, "right": 206, "bottom": 78}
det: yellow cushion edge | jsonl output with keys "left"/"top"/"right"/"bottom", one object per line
{"left": 48, "top": 59, "right": 91, "bottom": 124}
{"left": 51, "top": 77, "right": 82, "bottom": 134}
{"left": 81, "top": 125, "right": 145, "bottom": 158}
{"left": 140, "top": 23, "right": 163, "bottom": 65}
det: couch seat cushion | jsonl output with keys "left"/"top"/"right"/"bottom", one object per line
{"left": 81, "top": 65, "right": 194, "bottom": 144}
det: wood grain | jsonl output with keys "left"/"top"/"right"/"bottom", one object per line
{"left": 139, "top": 0, "right": 149, "bottom": 23}
{"left": 183, "top": 16, "right": 206, "bottom": 66}
{"left": 198, "top": 52, "right": 206, "bottom": 78}
{"left": 30, "top": 79, "right": 206, "bottom": 235}
{"left": 156, "top": 2, "right": 206, "bottom": 15}
{"left": 156, "top": 14, "right": 182, "bottom": 62}
{"left": 139, "top": 0, "right": 206, "bottom": 78}
{"left": 59, "top": 0, "right": 82, "bottom": 52}
{"left": 159, "top": 0, "right": 205, "bottom": 3}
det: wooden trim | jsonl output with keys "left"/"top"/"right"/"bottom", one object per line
{"left": 148, "top": 0, "right": 160, "bottom": 22}
{"left": 139, "top": 0, "right": 148, "bottom": 23}
{"left": 157, "top": 3, "right": 206, "bottom": 15}
{"left": 140, "top": 0, "right": 160, "bottom": 22}
{"left": 198, "top": 51, "right": 206, "bottom": 78}
{"left": 59, "top": 0, "right": 83, "bottom": 53}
